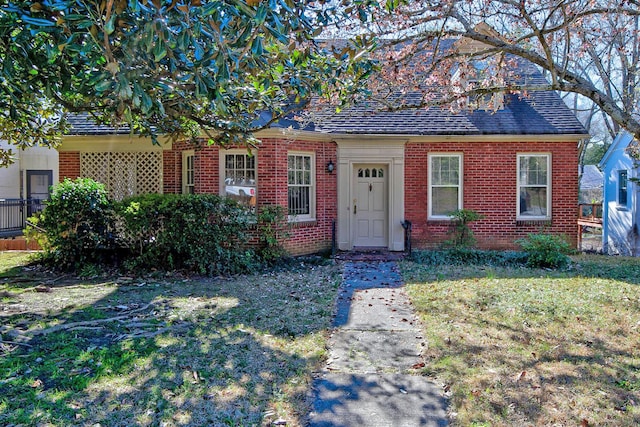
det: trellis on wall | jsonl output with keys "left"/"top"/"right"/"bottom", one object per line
{"left": 80, "top": 151, "right": 163, "bottom": 200}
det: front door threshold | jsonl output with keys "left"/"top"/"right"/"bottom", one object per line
{"left": 336, "top": 248, "right": 406, "bottom": 261}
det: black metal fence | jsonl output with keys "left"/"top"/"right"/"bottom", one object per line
{"left": 0, "top": 199, "right": 45, "bottom": 237}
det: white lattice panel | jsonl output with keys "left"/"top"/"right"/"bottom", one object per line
{"left": 136, "top": 151, "right": 162, "bottom": 195}
{"left": 80, "top": 151, "right": 162, "bottom": 200}
{"left": 80, "top": 152, "right": 109, "bottom": 185}
{"left": 110, "top": 152, "right": 137, "bottom": 201}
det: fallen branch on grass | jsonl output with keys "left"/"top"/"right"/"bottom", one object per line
{"left": 27, "top": 302, "right": 155, "bottom": 336}
{"left": 0, "top": 340, "right": 33, "bottom": 348}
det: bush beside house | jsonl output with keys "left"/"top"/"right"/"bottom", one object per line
{"left": 30, "top": 178, "right": 285, "bottom": 274}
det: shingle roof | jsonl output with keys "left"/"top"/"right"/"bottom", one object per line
{"left": 66, "top": 112, "right": 131, "bottom": 136}
{"left": 580, "top": 165, "right": 603, "bottom": 190}
{"left": 315, "top": 61, "right": 587, "bottom": 136}
{"left": 64, "top": 56, "right": 587, "bottom": 137}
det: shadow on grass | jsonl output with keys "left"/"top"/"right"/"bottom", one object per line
{"left": 0, "top": 260, "right": 340, "bottom": 426}
{"left": 401, "top": 253, "right": 640, "bottom": 425}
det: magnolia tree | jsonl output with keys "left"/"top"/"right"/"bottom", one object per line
{"left": 351, "top": 0, "right": 640, "bottom": 155}
{"left": 0, "top": 0, "right": 383, "bottom": 166}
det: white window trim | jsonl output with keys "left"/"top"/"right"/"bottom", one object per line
{"left": 428, "top": 153, "right": 463, "bottom": 220}
{"left": 517, "top": 153, "right": 551, "bottom": 220}
{"left": 618, "top": 169, "right": 629, "bottom": 208}
{"left": 182, "top": 150, "right": 195, "bottom": 194}
{"left": 219, "top": 148, "right": 258, "bottom": 205}
{"left": 287, "top": 151, "right": 316, "bottom": 222}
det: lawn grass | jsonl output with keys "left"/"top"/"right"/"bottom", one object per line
{"left": 401, "top": 254, "right": 640, "bottom": 426}
{"left": 0, "top": 252, "right": 341, "bottom": 426}
{"left": 0, "top": 251, "right": 35, "bottom": 278}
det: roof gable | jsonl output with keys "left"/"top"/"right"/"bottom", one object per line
{"left": 599, "top": 131, "right": 634, "bottom": 170}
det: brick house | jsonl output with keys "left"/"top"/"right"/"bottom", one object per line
{"left": 58, "top": 61, "right": 587, "bottom": 256}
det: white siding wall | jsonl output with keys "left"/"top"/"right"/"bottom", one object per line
{"left": 0, "top": 141, "right": 59, "bottom": 200}
{"left": 602, "top": 133, "right": 637, "bottom": 255}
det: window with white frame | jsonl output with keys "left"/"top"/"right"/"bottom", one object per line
{"left": 429, "top": 154, "right": 462, "bottom": 218}
{"left": 618, "top": 170, "right": 628, "bottom": 207}
{"left": 517, "top": 154, "right": 550, "bottom": 219}
{"left": 182, "top": 151, "right": 195, "bottom": 194}
{"left": 221, "top": 151, "right": 257, "bottom": 210}
{"left": 288, "top": 153, "right": 315, "bottom": 220}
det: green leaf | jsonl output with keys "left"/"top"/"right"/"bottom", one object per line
{"left": 141, "top": 92, "right": 153, "bottom": 114}
{"left": 94, "top": 79, "right": 113, "bottom": 92}
{"left": 20, "top": 15, "right": 55, "bottom": 27}
{"left": 251, "top": 36, "right": 263, "bottom": 56}
{"left": 104, "top": 15, "right": 116, "bottom": 35}
{"left": 255, "top": 5, "right": 267, "bottom": 24}
{"left": 194, "top": 42, "right": 205, "bottom": 61}
{"left": 154, "top": 42, "right": 167, "bottom": 62}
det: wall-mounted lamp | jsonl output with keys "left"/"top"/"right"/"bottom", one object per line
{"left": 326, "top": 160, "right": 335, "bottom": 174}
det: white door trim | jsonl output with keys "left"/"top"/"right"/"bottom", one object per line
{"left": 335, "top": 139, "right": 406, "bottom": 251}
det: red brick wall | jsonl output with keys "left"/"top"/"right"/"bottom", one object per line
{"left": 163, "top": 150, "right": 180, "bottom": 194}
{"left": 63, "top": 138, "right": 578, "bottom": 255}
{"left": 165, "top": 138, "right": 338, "bottom": 256}
{"left": 256, "top": 139, "right": 337, "bottom": 255}
{"left": 58, "top": 152, "right": 80, "bottom": 181}
{"left": 405, "top": 140, "right": 579, "bottom": 250}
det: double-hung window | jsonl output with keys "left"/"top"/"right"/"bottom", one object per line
{"left": 429, "top": 154, "right": 462, "bottom": 218}
{"left": 288, "top": 153, "right": 315, "bottom": 220}
{"left": 618, "top": 170, "right": 629, "bottom": 207}
{"left": 182, "top": 151, "right": 195, "bottom": 194}
{"left": 517, "top": 154, "right": 550, "bottom": 219}
{"left": 221, "top": 151, "right": 257, "bottom": 210}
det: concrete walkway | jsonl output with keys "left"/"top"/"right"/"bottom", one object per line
{"left": 308, "top": 261, "right": 448, "bottom": 426}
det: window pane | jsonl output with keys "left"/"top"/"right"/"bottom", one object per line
{"left": 432, "top": 187, "right": 459, "bottom": 216}
{"left": 619, "top": 170, "right": 628, "bottom": 205}
{"left": 520, "top": 156, "right": 547, "bottom": 186}
{"left": 287, "top": 154, "right": 313, "bottom": 217}
{"left": 432, "top": 156, "right": 459, "bottom": 185}
{"left": 288, "top": 186, "right": 310, "bottom": 215}
{"left": 224, "top": 153, "right": 256, "bottom": 210}
{"left": 519, "top": 187, "right": 547, "bottom": 216}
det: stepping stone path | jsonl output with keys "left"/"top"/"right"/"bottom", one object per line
{"left": 308, "top": 261, "right": 448, "bottom": 426}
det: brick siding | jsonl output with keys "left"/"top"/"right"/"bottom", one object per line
{"left": 165, "top": 138, "right": 338, "bottom": 256}
{"left": 63, "top": 137, "right": 578, "bottom": 256}
{"left": 405, "top": 140, "right": 579, "bottom": 250}
{"left": 58, "top": 152, "right": 81, "bottom": 181}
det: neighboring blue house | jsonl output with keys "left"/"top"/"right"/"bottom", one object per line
{"left": 600, "top": 131, "right": 638, "bottom": 255}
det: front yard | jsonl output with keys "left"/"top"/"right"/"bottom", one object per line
{"left": 1, "top": 253, "right": 340, "bottom": 426}
{"left": 401, "top": 254, "right": 640, "bottom": 426}
{"left": 2, "top": 251, "right": 639, "bottom": 426}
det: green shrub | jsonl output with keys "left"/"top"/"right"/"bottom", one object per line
{"left": 37, "top": 178, "right": 115, "bottom": 269}
{"left": 23, "top": 211, "right": 49, "bottom": 250}
{"left": 443, "top": 209, "right": 485, "bottom": 249}
{"left": 117, "top": 193, "right": 257, "bottom": 275}
{"left": 517, "top": 233, "right": 574, "bottom": 268}
{"left": 256, "top": 204, "right": 289, "bottom": 264}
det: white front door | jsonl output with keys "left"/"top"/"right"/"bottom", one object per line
{"left": 353, "top": 165, "right": 388, "bottom": 247}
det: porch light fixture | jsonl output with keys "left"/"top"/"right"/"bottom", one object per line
{"left": 326, "top": 160, "right": 335, "bottom": 173}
